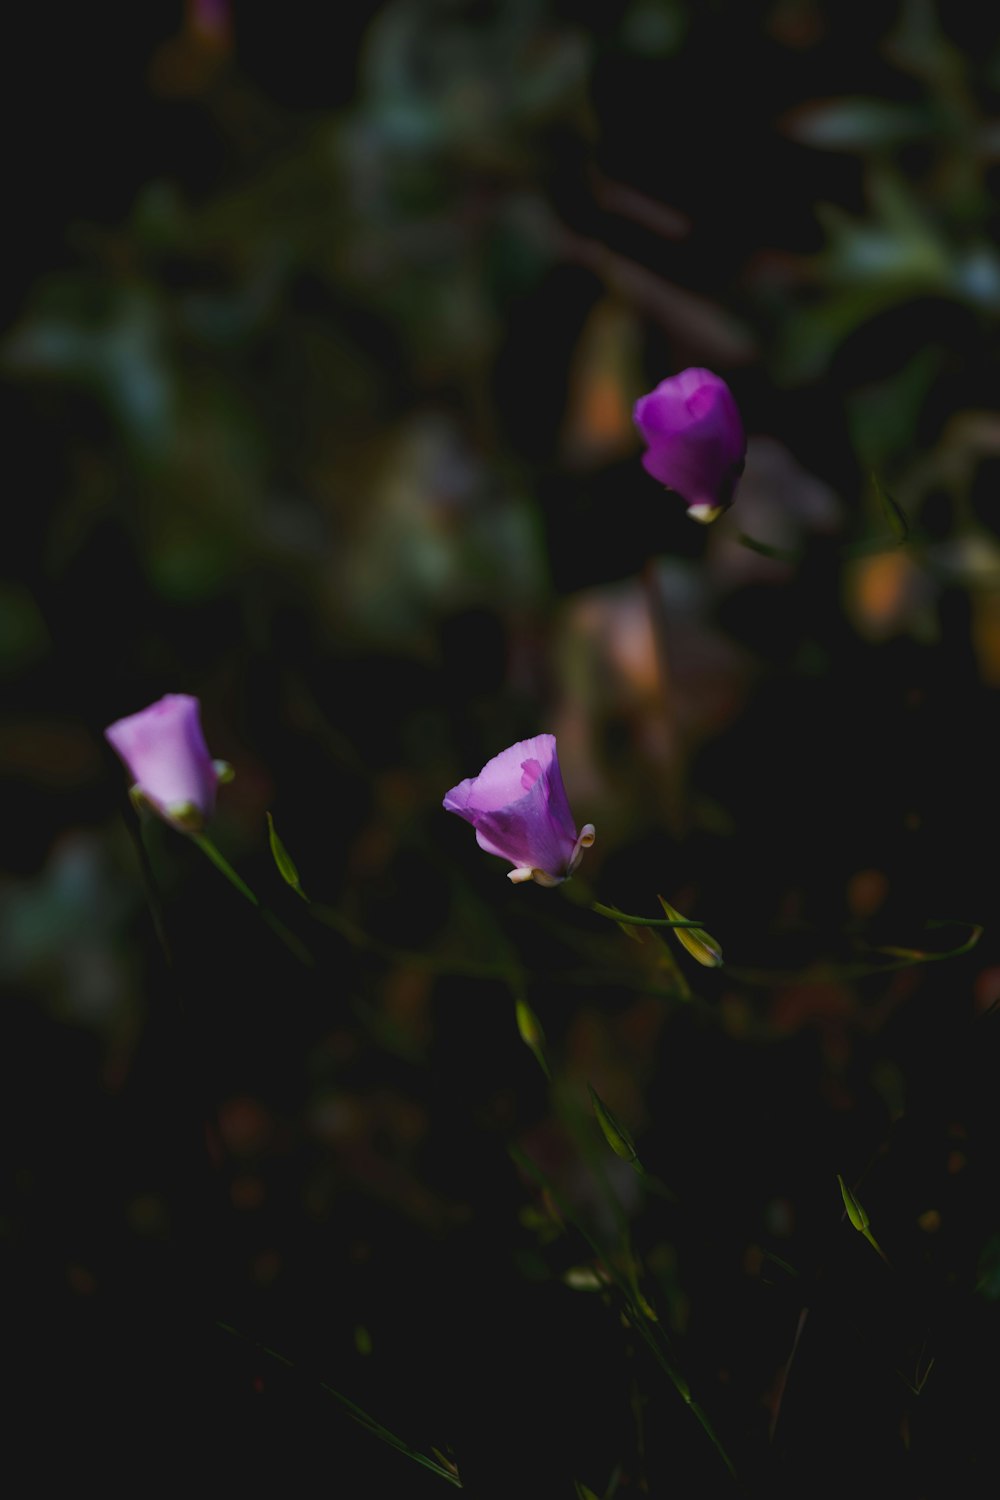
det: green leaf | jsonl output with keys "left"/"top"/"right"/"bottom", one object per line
{"left": 266, "top": 811, "right": 308, "bottom": 901}
{"left": 872, "top": 473, "right": 909, "bottom": 541}
{"left": 837, "top": 1172, "right": 869, "bottom": 1233}
{"left": 588, "top": 1084, "right": 642, "bottom": 1171}
{"left": 784, "top": 98, "right": 930, "bottom": 152}
{"left": 217, "top": 1322, "right": 462, "bottom": 1486}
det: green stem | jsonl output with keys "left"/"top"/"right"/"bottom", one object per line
{"left": 590, "top": 901, "right": 705, "bottom": 930}
{"left": 125, "top": 809, "right": 174, "bottom": 969}
{"left": 193, "top": 834, "right": 315, "bottom": 968}
{"left": 511, "top": 1145, "right": 737, "bottom": 1482}
{"left": 193, "top": 833, "right": 259, "bottom": 906}
{"left": 217, "top": 1323, "right": 462, "bottom": 1487}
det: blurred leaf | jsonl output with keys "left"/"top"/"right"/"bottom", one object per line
{"left": 783, "top": 98, "right": 931, "bottom": 151}
{"left": 266, "top": 812, "right": 309, "bottom": 902}
{"left": 871, "top": 475, "right": 910, "bottom": 543}
{"left": 4, "top": 281, "right": 174, "bottom": 460}
{"left": 847, "top": 349, "right": 941, "bottom": 471}
{"left": 0, "top": 583, "right": 48, "bottom": 674}
{"left": 976, "top": 1235, "right": 1000, "bottom": 1300}
{"left": 620, "top": 0, "right": 687, "bottom": 57}
{"left": 515, "top": 997, "right": 550, "bottom": 1078}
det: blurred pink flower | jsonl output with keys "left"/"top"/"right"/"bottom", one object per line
{"left": 634, "top": 367, "right": 745, "bottom": 522}
{"left": 105, "top": 694, "right": 219, "bottom": 831}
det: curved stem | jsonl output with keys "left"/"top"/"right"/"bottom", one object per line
{"left": 590, "top": 900, "right": 704, "bottom": 930}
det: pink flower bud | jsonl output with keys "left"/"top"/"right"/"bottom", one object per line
{"left": 443, "top": 735, "right": 594, "bottom": 886}
{"left": 105, "top": 694, "right": 219, "bottom": 831}
{"left": 634, "top": 367, "right": 746, "bottom": 523}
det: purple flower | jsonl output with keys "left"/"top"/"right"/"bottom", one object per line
{"left": 443, "top": 735, "right": 595, "bottom": 886}
{"left": 634, "top": 368, "right": 746, "bottom": 523}
{"left": 105, "top": 694, "right": 221, "bottom": 831}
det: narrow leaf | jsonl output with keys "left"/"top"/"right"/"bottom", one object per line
{"left": 837, "top": 1172, "right": 869, "bottom": 1232}
{"left": 266, "top": 811, "right": 308, "bottom": 901}
{"left": 588, "top": 1083, "right": 642, "bottom": 1171}
{"left": 871, "top": 472, "right": 909, "bottom": 543}
{"left": 217, "top": 1322, "right": 462, "bottom": 1487}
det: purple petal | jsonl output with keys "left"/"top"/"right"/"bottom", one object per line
{"left": 443, "top": 734, "right": 581, "bottom": 879}
{"left": 105, "top": 694, "right": 217, "bottom": 823}
{"left": 634, "top": 368, "right": 746, "bottom": 516}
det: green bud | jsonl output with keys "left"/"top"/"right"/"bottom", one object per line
{"left": 657, "top": 895, "right": 723, "bottom": 967}
{"left": 213, "top": 759, "right": 235, "bottom": 785}
{"left": 515, "top": 998, "right": 545, "bottom": 1051}
{"left": 588, "top": 1083, "right": 642, "bottom": 1170}
{"left": 838, "top": 1173, "right": 889, "bottom": 1261}
{"left": 837, "top": 1173, "right": 869, "bottom": 1233}
{"left": 515, "top": 998, "right": 550, "bottom": 1078}
{"left": 266, "top": 811, "right": 308, "bottom": 901}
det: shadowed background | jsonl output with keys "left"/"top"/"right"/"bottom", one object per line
{"left": 3, "top": 3, "right": 1000, "bottom": 1495}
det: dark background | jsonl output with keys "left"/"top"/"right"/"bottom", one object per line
{"left": 4, "top": 3, "right": 1000, "bottom": 1495}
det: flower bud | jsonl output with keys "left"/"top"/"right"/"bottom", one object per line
{"left": 837, "top": 1172, "right": 869, "bottom": 1233}
{"left": 634, "top": 368, "right": 746, "bottom": 522}
{"left": 105, "top": 694, "right": 221, "bottom": 832}
{"left": 838, "top": 1173, "right": 888, "bottom": 1262}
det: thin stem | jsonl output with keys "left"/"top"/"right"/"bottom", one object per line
{"left": 736, "top": 532, "right": 800, "bottom": 563}
{"left": 769, "top": 1305, "right": 809, "bottom": 1443}
{"left": 590, "top": 900, "right": 704, "bottom": 930}
{"left": 193, "top": 834, "right": 315, "bottom": 968}
{"left": 511, "top": 1145, "right": 738, "bottom": 1481}
{"left": 217, "top": 1323, "right": 462, "bottom": 1487}
{"left": 124, "top": 809, "right": 174, "bottom": 969}
{"left": 192, "top": 833, "right": 260, "bottom": 906}
{"left": 640, "top": 557, "right": 685, "bottom": 833}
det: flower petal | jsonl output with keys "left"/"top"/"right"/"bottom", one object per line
{"left": 105, "top": 694, "right": 218, "bottom": 825}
